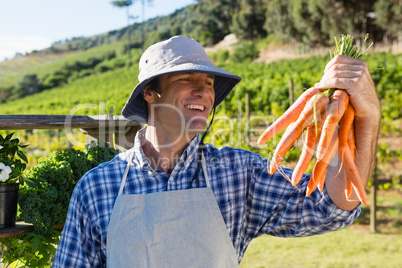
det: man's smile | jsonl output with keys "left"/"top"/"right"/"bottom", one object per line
{"left": 184, "top": 104, "right": 206, "bottom": 112}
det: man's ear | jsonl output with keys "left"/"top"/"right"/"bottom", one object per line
{"left": 143, "top": 86, "right": 154, "bottom": 104}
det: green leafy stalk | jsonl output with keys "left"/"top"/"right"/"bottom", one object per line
{"left": 331, "top": 34, "right": 373, "bottom": 60}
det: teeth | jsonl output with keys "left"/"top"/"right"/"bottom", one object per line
{"left": 185, "top": 105, "right": 205, "bottom": 111}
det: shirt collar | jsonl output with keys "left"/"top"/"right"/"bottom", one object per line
{"left": 133, "top": 127, "right": 201, "bottom": 170}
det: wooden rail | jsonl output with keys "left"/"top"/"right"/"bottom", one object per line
{"left": 0, "top": 114, "right": 142, "bottom": 151}
{"left": 0, "top": 223, "right": 65, "bottom": 239}
{"left": 0, "top": 115, "right": 134, "bottom": 130}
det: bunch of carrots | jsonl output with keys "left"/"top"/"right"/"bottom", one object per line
{"left": 258, "top": 34, "right": 373, "bottom": 205}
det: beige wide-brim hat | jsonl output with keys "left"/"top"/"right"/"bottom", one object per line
{"left": 121, "top": 35, "right": 241, "bottom": 123}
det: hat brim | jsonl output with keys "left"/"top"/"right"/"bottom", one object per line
{"left": 122, "top": 62, "right": 241, "bottom": 123}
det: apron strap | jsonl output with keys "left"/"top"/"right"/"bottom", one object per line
{"left": 196, "top": 108, "right": 214, "bottom": 188}
{"left": 118, "top": 151, "right": 134, "bottom": 195}
{"left": 200, "top": 151, "right": 211, "bottom": 188}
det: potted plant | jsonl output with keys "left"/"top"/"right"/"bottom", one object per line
{"left": 0, "top": 133, "right": 28, "bottom": 228}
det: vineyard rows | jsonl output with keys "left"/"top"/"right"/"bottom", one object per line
{"left": 1, "top": 52, "right": 400, "bottom": 133}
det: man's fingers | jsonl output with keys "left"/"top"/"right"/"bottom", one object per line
{"left": 316, "top": 54, "right": 378, "bottom": 120}
{"left": 323, "top": 55, "right": 366, "bottom": 73}
{"left": 315, "top": 78, "right": 358, "bottom": 90}
{"left": 319, "top": 70, "right": 363, "bottom": 84}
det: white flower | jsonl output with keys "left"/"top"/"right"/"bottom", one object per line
{"left": 0, "top": 162, "right": 12, "bottom": 182}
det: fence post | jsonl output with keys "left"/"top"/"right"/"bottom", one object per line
{"left": 114, "top": 125, "right": 142, "bottom": 151}
{"left": 80, "top": 115, "right": 141, "bottom": 151}
{"left": 107, "top": 113, "right": 141, "bottom": 151}
{"left": 245, "top": 92, "right": 250, "bottom": 142}
{"left": 288, "top": 79, "right": 294, "bottom": 105}
{"left": 370, "top": 156, "right": 378, "bottom": 233}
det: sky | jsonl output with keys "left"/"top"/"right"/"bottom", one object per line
{"left": 0, "top": 0, "right": 196, "bottom": 61}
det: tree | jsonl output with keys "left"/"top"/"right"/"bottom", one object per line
{"left": 264, "top": 0, "right": 298, "bottom": 43}
{"left": 374, "top": 0, "right": 402, "bottom": 43}
{"left": 342, "top": 0, "right": 378, "bottom": 44}
{"left": 139, "top": 0, "right": 154, "bottom": 50}
{"left": 111, "top": 1, "right": 134, "bottom": 57}
{"left": 0, "top": 86, "right": 13, "bottom": 103}
{"left": 195, "top": 0, "right": 242, "bottom": 45}
{"left": 14, "top": 74, "right": 41, "bottom": 98}
{"left": 264, "top": 0, "right": 380, "bottom": 47}
{"left": 231, "top": 0, "right": 267, "bottom": 40}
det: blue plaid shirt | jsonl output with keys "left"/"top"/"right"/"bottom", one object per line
{"left": 53, "top": 128, "right": 360, "bottom": 267}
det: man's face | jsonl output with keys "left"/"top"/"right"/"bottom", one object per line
{"left": 145, "top": 72, "right": 215, "bottom": 138}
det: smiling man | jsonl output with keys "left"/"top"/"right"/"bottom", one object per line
{"left": 53, "top": 36, "right": 380, "bottom": 267}
{"left": 141, "top": 72, "right": 216, "bottom": 173}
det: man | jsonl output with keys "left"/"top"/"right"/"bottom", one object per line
{"left": 53, "top": 36, "right": 380, "bottom": 267}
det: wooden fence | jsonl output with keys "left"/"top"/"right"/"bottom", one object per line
{"left": 0, "top": 114, "right": 142, "bottom": 239}
{"left": 0, "top": 114, "right": 142, "bottom": 151}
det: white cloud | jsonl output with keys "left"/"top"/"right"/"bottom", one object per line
{"left": 0, "top": 35, "right": 53, "bottom": 61}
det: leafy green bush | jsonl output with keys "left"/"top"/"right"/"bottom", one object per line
{"left": 86, "top": 140, "right": 121, "bottom": 168}
{"left": 42, "top": 74, "right": 68, "bottom": 89}
{"left": 95, "top": 64, "right": 111, "bottom": 73}
{"left": 0, "top": 141, "right": 120, "bottom": 267}
{"left": 231, "top": 41, "right": 259, "bottom": 63}
{"left": 209, "top": 49, "right": 230, "bottom": 64}
{"left": 19, "top": 159, "right": 76, "bottom": 234}
{"left": 77, "top": 69, "right": 93, "bottom": 79}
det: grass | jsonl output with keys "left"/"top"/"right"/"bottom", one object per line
{"left": 240, "top": 228, "right": 401, "bottom": 268}
{"left": 239, "top": 190, "right": 402, "bottom": 268}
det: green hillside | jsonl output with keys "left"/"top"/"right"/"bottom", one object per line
{"left": 0, "top": 65, "right": 136, "bottom": 115}
{"left": 0, "top": 41, "right": 134, "bottom": 94}
{"left": 1, "top": 0, "right": 401, "bottom": 103}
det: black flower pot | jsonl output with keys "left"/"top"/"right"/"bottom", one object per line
{"left": 0, "top": 183, "right": 19, "bottom": 228}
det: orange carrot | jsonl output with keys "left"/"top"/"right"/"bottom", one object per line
{"left": 345, "top": 125, "right": 355, "bottom": 199}
{"left": 317, "top": 168, "right": 327, "bottom": 192}
{"left": 268, "top": 123, "right": 295, "bottom": 174}
{"left": 345, "top": 169, "right": 354, "bottom": 198}
{"left": 345, "top": 177, "right": 354, "bottom": 199}
{"left": 306, "top": 132, "right": 339, "bottom": 196}
{"left": 258, "top": 87, "right": 321, "bottom": 145}
{"left": 337, "top": 104, "right": 355, "bottom": 199}
{"left": 338, "top": 104, "right": 355, "bottom": 162}
{"left": 291, "top": 112, "right": 325, "bottom": 186}
{"left": 268, "top": 93, "right": 329, "bottom": 174}
{"left": 347, "top": 124, "right": 356, "bottom": 159}
{"left": 342, "top": 143, "right": 368, "bottom": 205}
{"left": 316, "top": 90, "right": 349, "bottom": 160}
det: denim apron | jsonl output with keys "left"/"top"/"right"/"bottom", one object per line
{"left": 106, "top": 151, "right": 238, "bottom": 267}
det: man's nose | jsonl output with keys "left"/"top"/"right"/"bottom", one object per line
{"left": 192, "top": 81, "right": 213, "bottom": 97}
